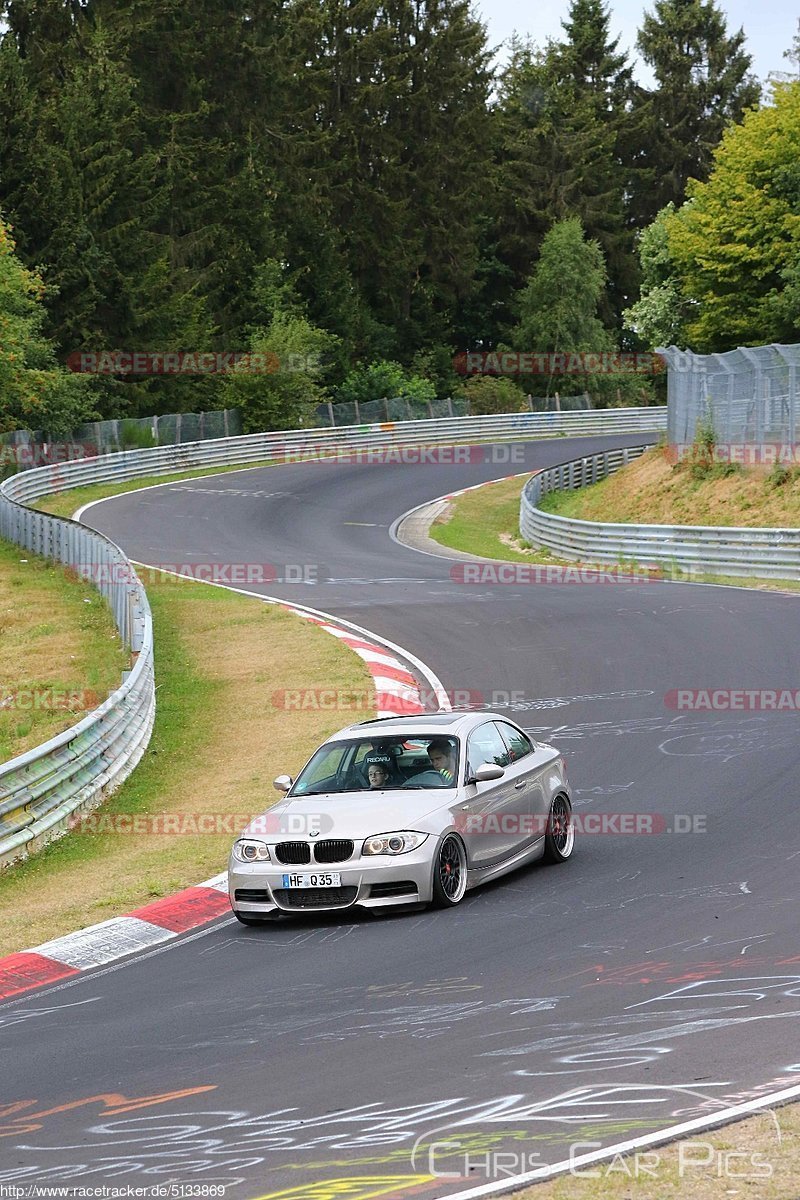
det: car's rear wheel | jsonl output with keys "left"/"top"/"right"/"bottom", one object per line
{"left": 543, "top": 794, "right": 575, "bottom": 863}
{"left": 431, "top": 834, "right": 468, "bottom": 907}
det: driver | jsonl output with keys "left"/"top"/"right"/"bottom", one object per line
{"left": 427, "top": 739, "right": 456, "bottom": 784}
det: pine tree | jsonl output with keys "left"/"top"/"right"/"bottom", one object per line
{"left": 512, "top": 217, "right": 613, "bottom": 357}
{"left": 634, "top": 0, "right": 761, "bottom": 218}
{"left": 491, "top": 3, "right": 640, "bottom": 338}
{"left": 119, "top": 0, "right": 287, "bottom": 343}
{"left": 285, "top": 0, "right": 493, "bottom": 362}
{"left": 0, "top": 15, "right": 221, "bottom": 415}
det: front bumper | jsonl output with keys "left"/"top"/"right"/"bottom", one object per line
{"left": 229, "top": 847, "right": 435, "bottom": 915}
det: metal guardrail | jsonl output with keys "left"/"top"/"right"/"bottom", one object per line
{"left": 3, "top": 407, "right": 667, "bottom": 504}
{"left": 0, "top": 499, "right": 154, "bottom": 867}
{"left": 0, "top": 405, "right": 666, "bottom": 867}
{"left": 520, "top": 446, "right": 800, "bottom": 580}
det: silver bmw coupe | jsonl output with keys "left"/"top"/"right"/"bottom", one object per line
{"left": 228, "top": 711, "right": 574, "bottom": 923}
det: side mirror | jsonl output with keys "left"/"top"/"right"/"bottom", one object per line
{"left": 273, "top": 774, "right": 293, "bottom": 793}
{"left": 469, "top": 762, "right": 505, "bottom": 784}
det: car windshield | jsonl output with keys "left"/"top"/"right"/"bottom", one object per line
{"left": 290, "top": 735, "right": 460, "bottom": 795}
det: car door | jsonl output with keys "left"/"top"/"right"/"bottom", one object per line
{"left": 460, "top": 722, "right": 529, "bottom": 867}
{"left": 495, "top": 721, "right": 552, "bottom": 842}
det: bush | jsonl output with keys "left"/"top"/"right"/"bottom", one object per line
{"left": 335, "top": 360, "right": 436, "bottom": 407}
{"left": 768, "top": 463, "right": 795, "bottom": 488}
{"left": 681, "top": 409, "right": 722, "bottom": 479}
{"left": 221, "top": 314, "right": 339, "bottom": 434}
{"left": 586, "top": 373, "right": 657, "bottom": 407}
{"left": 461, "top": 376, "right": 528, "bottom": 415}
{"left": 119, "top": 420, "right": 157, "bottom": 450}
{"left": 409, "top": 345, "right": 463, "bottom": 398}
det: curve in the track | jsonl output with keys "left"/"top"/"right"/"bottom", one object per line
{"left": 2, "top": 432, "right": 799, "bottom": 1199}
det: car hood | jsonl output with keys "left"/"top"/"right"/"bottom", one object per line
{"left": 243, "top": 789, "right": 452, "bottom": 840}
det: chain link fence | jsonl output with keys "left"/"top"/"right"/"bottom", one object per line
{"left": 660, "top": 344, "right": 800, "bottom": 447}
{"left": 313, "top": 393, "right": 590, "bottom": 426}
{"left": 2, "top": 396, "right": 598, "bottom": 463}
{"left": 2, "top": 398, "right": 597, "bottom": 468}
{"left": 0, "top": 409, "right": 242, "bottom": 475}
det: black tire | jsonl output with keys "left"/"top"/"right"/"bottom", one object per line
{"left": 543, "top": 794, "right": 575, "bottom": 863}
{"left": 431, "top": 834, "right": 468, "bottom": 907}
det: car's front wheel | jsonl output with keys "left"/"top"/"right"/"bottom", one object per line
{"left": 543, "top": 794, "right": 575, "bottom": 863}
{"left": 431, "top": 834, "right": 468, "bottom": 907}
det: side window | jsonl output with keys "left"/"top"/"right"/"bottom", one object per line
{"left": 466, "top": 722, "right": 511, "bottom": 778}
{"left": 495, "top": 721, "right": 534, "bottom": 764}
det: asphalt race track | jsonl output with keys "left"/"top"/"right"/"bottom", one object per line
{"left": 3, "top": 432, "right": 800, "bottom": 1198}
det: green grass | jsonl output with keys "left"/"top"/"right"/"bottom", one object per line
{"left": 429, "top": 475, "right": 581, "bottom": 566}
{"left": 538, "top": 484, "right": 600, "bottom": 519}
{"left": 544, "top": 446, "right": 800, "bottom": 529}
{"left": 0, "top": 537, "right": 130, "bottom": 761}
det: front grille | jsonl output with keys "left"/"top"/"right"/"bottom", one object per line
{"left": 369, "top": 881, "right": 418, "bottom": 899}
{"left": 275, "top": 886, "right": 358, "bottom": 909}
{"left": 274, "top": 841, "right": 311, "bottom": 864}
{"left": 314, "top": 839, "right": 354, "bottom": 863}
{"left": 234, "top": 888, "right": 270, "bottom": 902}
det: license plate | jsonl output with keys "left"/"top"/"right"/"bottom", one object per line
{"left": 282, "top": 872, "right": 342, "bottom": 888}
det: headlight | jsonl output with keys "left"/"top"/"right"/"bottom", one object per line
{"left": 233, "top": 839, "right": 271, "bottom": 863}
{"left": 362, "top": 831, "right": 428, "bottom": 856}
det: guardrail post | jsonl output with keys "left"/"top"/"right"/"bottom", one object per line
{"left": 774, "top": 345, "right": 798, "bottom": 447}
{"left": 739, "top": 347, "right": 763, "bottom": 444}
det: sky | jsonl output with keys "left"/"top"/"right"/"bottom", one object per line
{"left": 477, "top": 0, "right": 800, "bottom": 86}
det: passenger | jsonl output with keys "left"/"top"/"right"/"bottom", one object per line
{"left": 364, "top": 752, "right": 394, "bottom": 789}
{"left": 367, "top": 761, "right": 391, "bottom": 789}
